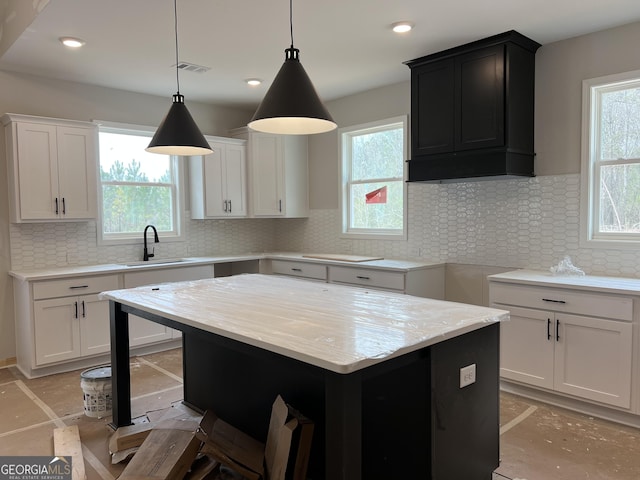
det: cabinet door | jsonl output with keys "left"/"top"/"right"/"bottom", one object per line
{"left": 79, "top": 294, "right": 111, "bottom": 357}
{"left": 455, "top": 45, "right": 505, "bottom": 151}
{"left": 251, "top": 133, "right": 284, "bottom": 216}
{"left": 34, "top": 298, "right": 80, "bottom": 365}
{"left": 224, "top": 143, "right": 247, "bottom": 217}
{"left": 56, "top": 126, "right": 98, "bottom": 219}
{"left": 497, "top": 305, "right": 554, "bottom": 389}
{"left": 15, "top": 122, "right": 60, "bottom": 220}
{"left": 411, "top": 59, "right": 455, "bottom": 157}
{"left": 203, "top": 146, "right": 226, "bottom": 217}
{"left": 554, "top": 313, "right": 633, "bottom": 408}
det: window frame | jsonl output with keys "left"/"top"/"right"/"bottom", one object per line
{"left": 96, "top": 121, "right": 185, "bottom": 246}
{"left": 580, "top": 70, "right": 640, "bottom": 248}
{"left": 339, "top": 115, "right": 408, "bottom": 240}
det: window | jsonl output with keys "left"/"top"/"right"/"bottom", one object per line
{"left": 582, "top": 71, "right": 640, "bottom": 246}
{"left": 340, "top": 116, "right": 407, "bottom": 239}
{"left": 98, "top": 124, "right": 183, "bottom": 244}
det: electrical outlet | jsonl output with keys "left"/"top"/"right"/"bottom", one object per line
{"left": 460, "top": 363, "right": 476, "bottom": 388}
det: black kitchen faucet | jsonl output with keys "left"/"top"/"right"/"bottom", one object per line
{"left": 143, "top": 224, "right": 159, "bottom": 261}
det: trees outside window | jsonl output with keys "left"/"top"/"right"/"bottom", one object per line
{"left": 98, "top": 128, "right": 182, "bottom": 243}
{"left": 340, "top": 116, "right": 407, "bottom": 239}
{"left": 582, "top": 71, "right": 640, "bottom": 245}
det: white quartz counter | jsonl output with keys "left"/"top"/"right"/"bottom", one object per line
{"left": 9, "top": 253, "right": 443, "bottom": 281}
{"left": 8, "top": 255, "right": 262, "bottom": 281}
{"left": 488, "top": 269, "right": 640, "bottom": 295}
{"left": 100, "top": 273, "right": 507, "bottom": 374}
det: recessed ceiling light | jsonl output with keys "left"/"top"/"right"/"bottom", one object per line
{"left": 392, "top": 22, "right": 414, "bottom": 34}
{"left": 246, "top": 78, "right": 262, "bottom": 86}
{"left": 59, "top": 37, "right": 86, "bottom": 48}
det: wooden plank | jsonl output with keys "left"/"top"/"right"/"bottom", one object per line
{"left": 118, "top": 420, "right": 201, "bottom": 480}
{"left": 109, "top": 422, "right": 154, "bottom": 453}
{"left": 53, "top": 425, "right": 86, "bottom": 480}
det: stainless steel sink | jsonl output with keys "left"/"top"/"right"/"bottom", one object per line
{"left": 120, "top": 258, "right": 190, "bottom": 267}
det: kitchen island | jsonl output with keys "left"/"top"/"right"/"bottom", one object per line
{"left": 101, "top": 274, "right": 508, "bottom": 480}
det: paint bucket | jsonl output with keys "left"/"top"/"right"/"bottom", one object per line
{"left": 80, "top": 365, "right": 112, "bottom": 418}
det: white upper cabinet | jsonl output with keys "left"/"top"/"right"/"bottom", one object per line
{"left": 2, "top": 113, "right": 98, "bottom": 222}
{"left": 230, "top": 127, "right": 309, "bottom": 218}
{"left": 190, "top": 136, "right": 247, "bottom": 219}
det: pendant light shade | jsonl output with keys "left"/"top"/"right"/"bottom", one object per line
{"left": 248, "top": 0, "right": 336, "bottom": 135}
{"left": 146, "top": 94, "right": 212, "bottom": 155}
{"left": 146, "top": 0, "right": 212, "bottom": 155}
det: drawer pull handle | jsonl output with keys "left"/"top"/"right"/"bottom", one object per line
{"left": 542, "top": 298, "right": 566, "bottom": 304}
{"left": 69, "top": 285, "right": 89, "bottom": 289}
{"left": 547, "top": 318, "right": 551, "bottom": 340}
{"left": 82, "top": 300, "right": 86, "bottom": 318}
{"left": 74, "top": 301, "right": 78, "bottom": 319}
{"left": 62, "top": 197, "right": 66, "bottom": 215}
{"left": 556, "top": 319, "right": 560, "bottom": 342}
{"left": 55, "top": 198, "right": 59, "bottom": 215}
{"left": 356, "top": 275, "right": 371, "bottom": 280}
{"left": 291, "top": 268, "right": 302, "bottom": 272}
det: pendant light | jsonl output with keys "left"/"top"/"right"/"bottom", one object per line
{"left": 146, "top": 0, "right": 212, "bottom": 155}
{"left": 248, "top": 0, "right": 337, "bottom": 135}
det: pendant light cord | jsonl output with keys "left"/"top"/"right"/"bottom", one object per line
{"left": 174, "top": 0, "right": 180, "bottom": 95}
{"left": 289, "top": 0, "right": 294, "bottom": 48}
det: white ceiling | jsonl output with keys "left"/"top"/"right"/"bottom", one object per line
{"left": 2, "top": 0, "right": 640, "bottom": 110}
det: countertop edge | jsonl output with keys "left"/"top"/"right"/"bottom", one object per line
{"left": 10, "top": 253, "right": 444, "bottom": 281}
{"left": 488, "top": 269, "right": 640, "bottom": 295}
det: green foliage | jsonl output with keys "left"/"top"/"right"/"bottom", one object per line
{"left": 101, "top": 159, "right": 173, "bottom": 234}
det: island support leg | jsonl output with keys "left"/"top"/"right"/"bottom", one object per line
{"left": 109, "top": 301, "right": 132, "bottom": 429}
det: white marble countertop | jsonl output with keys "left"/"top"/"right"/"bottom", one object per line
{"left": 100, "top": 274, "right": 507, "bottom": 374}
{"left": 488, "top": 269, "right": 640, "bottom": 295}
{"left": 9, "top": 252, "right": 443, "bottom": 281}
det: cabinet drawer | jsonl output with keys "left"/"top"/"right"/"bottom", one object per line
{"left": 271, "top": 260, "right": 327, "bottom": 281}
{"left": 33, "top": 275, "right": 120, "bottom": 300}
{"left": 329, "top": 266, "right": 405, "bottom": 291}
{"left": 490, "top": 282, "right": 633, "bottom": 321}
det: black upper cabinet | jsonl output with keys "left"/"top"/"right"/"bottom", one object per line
{"left": 406, "top": 31, "right": 540, "bottom": 182}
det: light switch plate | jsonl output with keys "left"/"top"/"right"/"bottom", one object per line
{"left": 460, "top": 363, "right": 476, "bottom": 388}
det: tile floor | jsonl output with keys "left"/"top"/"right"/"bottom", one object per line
{"left": 1, "top": 348, "right": 639, "bottom": 480}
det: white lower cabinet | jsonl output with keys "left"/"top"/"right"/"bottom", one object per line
{"left": 490, "top": 277, "right": 634, "bottom": 410}
{"left": 33, "top": 293, "right": 111, "bottom": 365}
{"left": 14, "top": 264, "right": 216, "bottom": 378}
{"left": 27, "top": 275, "right": 119, "bottom": 369}
{"left": 266, "top": 259, "right": 444, "bottom": 299}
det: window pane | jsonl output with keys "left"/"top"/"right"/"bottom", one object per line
{"left": 600, "top": 87, "right": 640, "bottom": 161}
{"left": 351, "top": 127, "right": 403, "bottom": 181}
{"left": 350, "top": 181, "right": 403, "bottom": 229}
{"left": 102, "top": 185, "right": 173, "bottom": 234}
{"left": 99, "top": 132, "right": 170, "bottom": 182}
{"left": 599, "top": 163, "right": 640, "bottom": 233}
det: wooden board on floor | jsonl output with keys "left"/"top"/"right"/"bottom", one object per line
{"left": 118, "top": 419, "right": 201, "bottom": 480}
{"left": 53, "top": 425, "right": 86, "bottom": 480}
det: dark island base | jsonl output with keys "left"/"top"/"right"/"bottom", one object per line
{"left": 111, "top": 302, "right": 499, "bottom": 480}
